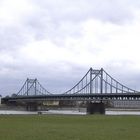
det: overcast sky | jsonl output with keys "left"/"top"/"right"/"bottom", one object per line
{"left": 1, "top": 0, "right": 140, "bottom": 96}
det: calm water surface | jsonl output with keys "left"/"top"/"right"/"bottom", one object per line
{"left": 0, "top": 110, "right": 140, "bottom": 115}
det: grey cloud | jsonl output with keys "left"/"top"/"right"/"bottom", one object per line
{"left": 104, "top": 60, "right": 140, "bottom": 91}
{"left": 32, "top": 0, "right": 134, "bottom": 24}
{"left": 0, "top": 61, "right": 88, "bottom": 95}
{"left": 18, "top": 0, "right": 135, "bottom": 43}
{"left": 0, "top": 0, "right": 135, "bottom": 51}
{"left": 0, "top": 0, "right": 140, "bottom": 96}
{"left": 31, "top": 64, "right": 88, "bottom": 93}
{"left": 0, "top": 25, "right": 32, "bottom": 52}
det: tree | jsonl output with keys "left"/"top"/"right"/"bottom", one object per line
{"left": 11, "top": 93, "right": 17, "bottom": 97}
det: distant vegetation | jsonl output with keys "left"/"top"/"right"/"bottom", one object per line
{"left": 0, "top": 115, "right": 140, "bottom": 140}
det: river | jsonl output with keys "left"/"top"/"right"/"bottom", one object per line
{"left": 0, "top": 110, "right": 140, "bottom": 115}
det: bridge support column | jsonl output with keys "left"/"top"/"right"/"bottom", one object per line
{"left": 87, "top": 102, "right": 105, "bottom": 114}
{"left": 0, "top": 97, "right": 1, "bottom": 105}
{"left": 26, "top": 102, "right": 38, "bottom": 111}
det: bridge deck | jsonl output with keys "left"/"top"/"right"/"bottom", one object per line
{"left": 3, "top": 93, "right": 140, "bottom": 102}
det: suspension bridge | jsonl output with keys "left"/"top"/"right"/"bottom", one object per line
{"left": 2, "top": 68, "right": 140, "bottom": 114}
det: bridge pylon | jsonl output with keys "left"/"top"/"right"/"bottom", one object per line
{"left": 16, "top": 78, "right": 51, "bottom": 96}
{"left": 26, "top": 78, "right": 37, "bottom": 96}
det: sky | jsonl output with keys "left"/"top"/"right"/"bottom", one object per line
{"left": 1, "top": 0, "right": 140, "bottom": 96}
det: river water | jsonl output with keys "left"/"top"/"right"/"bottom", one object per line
{"left": 0, "top": 110, "right": 140, "bottom": 115}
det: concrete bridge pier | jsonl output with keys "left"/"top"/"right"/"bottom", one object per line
{"left": 87, "top": 102, "right": 105, "bottom": 114}
{"left": 0, "top": 96, "right": 1, "bottom": 105}
{"left": 26, "top": 102, "right": 38, "bottom": 111}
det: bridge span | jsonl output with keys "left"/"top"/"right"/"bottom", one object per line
{"left": 2, "top": 68, "right": 140, "bottom": 114}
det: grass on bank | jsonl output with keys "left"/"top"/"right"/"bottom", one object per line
{"left": 0, "top": 115, "right": 140, "bottom": 140}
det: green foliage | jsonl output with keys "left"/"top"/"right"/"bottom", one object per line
{"left": 0, "top": 115, "right": 140, "bottom": 140}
